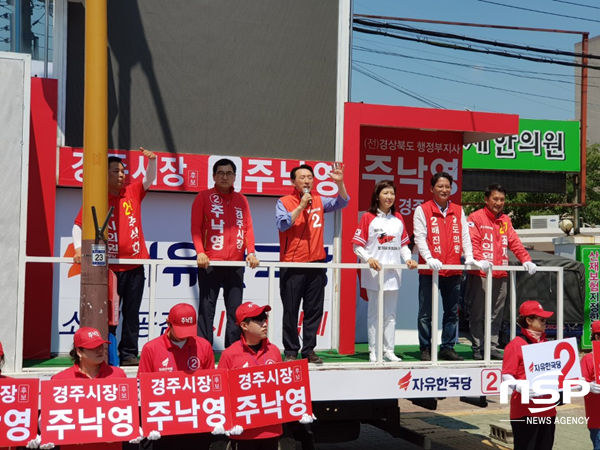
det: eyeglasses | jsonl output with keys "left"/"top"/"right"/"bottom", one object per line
{"left": 533, "top": 316, "right": 547, "bottom": 323}
{"left": 249, "top": 313, "right": 268, "bottom": 324}
{"left": 216, "top": 171, "right": 235, "bottom": 178}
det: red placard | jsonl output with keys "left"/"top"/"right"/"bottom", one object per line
{"left": 40, "top": 378, "right": 138, "bottom": 446}
{"left": 139, "top": 369, "right": 230, "bottom": 435}
{"left": 359, "top": 126, "right": 463, "bottom": 237}
{"left": 228, "top": 360, "right": 312, "bottom": 430}
{"left": 0, "top": 379, "right": 39, "bottom": 447}
{"left": 58, "top": 147, "right": 340, "bottom": 197}
{"left": 593, "top": 340, "right": 600, "bottom": 384}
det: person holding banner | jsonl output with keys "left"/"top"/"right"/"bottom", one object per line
{"left": 72, "top": 148, "right": 157, "bottom": 367}
{"left": 276, "top": 163, "right": 349, "bottom": 364}
{"left": 218, "top": 302, "right": 283, "bottom": 449}
{"left": 466, "top": 184, "right": 536, "bottom": 361}
{"left": 581, "top": 320, "right": 600, "bottom": 450}
{"left": 501, "top": 300, "right": 556, "bottom": 450}
{"left": 192, "top": 158, "right": 259, "bottom": 349}
{"left": 413, "top": 172, "right": 483, "bottom": 362}
{"left": 351, "top": 180, "right": 418, "bottom": 362}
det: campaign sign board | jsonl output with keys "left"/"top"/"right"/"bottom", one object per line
{"left": 0, "top": 379, "right": 39, "bottom": 447}
{"left": 139, "top": 370, "right": 230, "bottom": 435}
{"left": 228, "top": 360, "right": 312, "bottom": 429}
{"left": 579, "top": 247, "right": 600, "bottom": 350}
{"left": 40, "top": 378, "right": 139, "bottom": 446}
{"left": 522, "top": 337, "right": 582, "bottom": 390}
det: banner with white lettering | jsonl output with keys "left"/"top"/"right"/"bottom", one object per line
{"left": 0, "top": 379, "right": 39, "bottom": 447}
{"left": 522, "top": 337, "right": 582, "bottom": 389}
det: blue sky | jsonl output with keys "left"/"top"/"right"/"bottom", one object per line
{"left": 351, "top": 0, "right": 600, "bottom": 121}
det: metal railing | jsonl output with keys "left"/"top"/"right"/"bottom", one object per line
{"left": 22, "top": 256, "right": 564, "bottom": 371}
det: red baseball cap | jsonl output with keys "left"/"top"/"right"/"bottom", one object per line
{"left": 519, "top": 300, "right": 554, "bottom": 318}
{"left": 74, "top": 327, "right": 110, "bottom": 349}
{"left": 592, "top": 321, "right": 600, "bottom": 335}
{"left": 236, "top": 302, "right": 272, "bottom": 325}
{"left": 167, "top": 303, "right": 197, "bottom": 339}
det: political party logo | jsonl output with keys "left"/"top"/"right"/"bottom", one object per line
{"left": 188, "top": 356, "right": 200, "bottom": 370}
{"left": 210, "top": 193, "right": 223, "bottom": 205}
{"left": 398, "top": 372, "right": 412, "bottom": 391}
{"left": 377, "top": 233, "right": 395, "bottom": 245}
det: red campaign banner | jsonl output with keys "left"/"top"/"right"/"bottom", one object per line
{"left": 228, "top": 360, "right": 312, "bottom": 430}
{"left": 58, "top": 147, "right": 341, "bottom": 197}
{"left": 0, "top": 379, "right": 39, "bottom": 447}
{"left": 593, "top": 340, "right": 600, "bottom": 384}
{"left": 139, "top": 369, "right": 230, "bottom": 435}
{"left": 40, "top": 378, "right": 139, "bottom": 446}
{"left": 359, "top": 126, "right": 463, "bottom": 237}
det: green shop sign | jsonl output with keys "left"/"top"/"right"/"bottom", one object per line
{"left": 463, "top": 119, "right": 580, "bottom": 172}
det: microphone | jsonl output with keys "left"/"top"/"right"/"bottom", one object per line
{"left": 303, "top": 187, "right": 312, "bottom": 205}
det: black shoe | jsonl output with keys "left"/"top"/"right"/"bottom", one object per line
{"left": 490, "top": 348, "right": 504, "bottom": 360}
{"left": 120, "top": 356, "right": 139, "bottom": 367}
{"left": 284, "top": 354, "right": 297, "bottom": 362}
{"left": 305, "top": 352, "right": 323, "bottom": 364}
{"left": 420, "top": 348, "right": 431, "bottom": 361}
{"left": 473, "top": 350, "right": 483, "bottom": 361}
{"left": 438, "top": 348, "right": 464, "bottom": 361}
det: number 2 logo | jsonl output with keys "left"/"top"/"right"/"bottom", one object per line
{"left": 312, "top": 213, "right": 322, "bottom": 228}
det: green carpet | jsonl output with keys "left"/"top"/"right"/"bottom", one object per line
{"left": 24, "top": 343, "right": 478, "bottom": 369}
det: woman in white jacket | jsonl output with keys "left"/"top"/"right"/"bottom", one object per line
{"left": 352, "top": 180, "right": 417, "bottom": 362}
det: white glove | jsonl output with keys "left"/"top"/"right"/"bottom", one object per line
{"left": 40, "top": 444, "right": 55, "bottom": 450}
{"left": 475, "top": 260, "right": 492, "bottom": 272}
{"left": 299, "top": 413, "right": 316, "bottom": 424}
{"left": 226, "top": 425, "right": 244, "bottom": 436}
{"left": 26, "top": 435, "right": 41, "bottom": 449}
{"left": 523, "top": 261, "right": 537, "bottom": 275}
{"left": 464, "top": 257, "right": 477, "bottom": 266}
{"left": 427, "top": 258, "right": 443, "bottom": 271}
{"left": 212, "top": 425, "right": 226, "bottom": 435}
{"left": 591, "top": 382, "right": 600, "bottom": 394}
{"left": 147, "top": 430, "right": 161, "bottom": 441}
{"left": 129, "top": 436, "right": 144, "bottom": 445}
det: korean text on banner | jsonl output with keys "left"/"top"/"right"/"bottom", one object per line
{"left": 228, "top": 360, "right": 312, "bottom": 430}
{"left": 0, "top": 379, "right": 39, "bottom": 447}
{"left": 522, "top": 337, "right": 582, "bottom": 390}
{"left": 40, "top": 378, "right": 139, "bottom": 445}
{"left": 139, "top": 370, "right": 230, "bottom": 435}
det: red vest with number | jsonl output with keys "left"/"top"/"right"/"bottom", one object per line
{"left": 418, "top": 200, "right": 463, "bottom": 277}
{"left": 279, "top": 190, "right": 325, "bottom": 262}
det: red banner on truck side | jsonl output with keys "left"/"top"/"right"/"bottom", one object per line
{"left": 40, "top": 378, "right": 138, "bottom": 446}
{"left": 228, "top": 360, "right": 312, "bottom": 430}
{"left": 139, "top": 370, "right": 230, "bottom": 435}
{"left": 0, "top": 379, "right": 39, "bottom": 447}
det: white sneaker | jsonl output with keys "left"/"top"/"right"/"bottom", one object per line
{"left": 384, "top": 352, "right": 402, "bottom": 362}
{"left": 369, "top": 352, "right": 377, "bottom": 362}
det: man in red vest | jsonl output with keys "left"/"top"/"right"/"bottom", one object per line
{"left": 276, "top": 163, "right": 348, "bottom": 364}
{"left": 414, "top": 172, "right": 486, "bottom": 361}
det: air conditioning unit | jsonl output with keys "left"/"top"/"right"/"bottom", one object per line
{"left": 530, "top": 215, "right": 560, "bottom": 229}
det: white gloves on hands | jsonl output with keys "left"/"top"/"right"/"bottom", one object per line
{"left": 475, "top": 260, "right": 492, "bottom": 272}
{"left": 299, "top": 413, "right": 316, "bottom": 424}
{"left": 523, "top": 261, "right": 537, "bottom": 275}
{"left": 147, "top": 430, "right": 161, "bottom": 441}
{"left": 226, "top": 425, "right": 244, "bottom": 436}
{"left": 591, "top": 382, "right": 600, "bottom": 394}
{"left": 129, "top": 435, "right": 144, "bottom": 445}
{"left": 427, "top": 258, "right": 443, "bottom": 271}
{"left": 464, "top": 257, "right": 477, "bottom": 266}
{"left": 212, "top": 425, "right": 226, "bottom": 435}
{"left": 40, "top": 443, "right": 55, "bottom": 450}
{"left": 25, "top": 435, "right": 41, "bottom": 449}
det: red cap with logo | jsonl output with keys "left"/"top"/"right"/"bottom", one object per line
{"left": 168, "top": 303, "right": 197, "bottom": 339}
{"left": 236, "top": 302, "right": 271, "bottom": 325}
{"left": 592, "top": 321, "right": 600, "bottom": 335}
{"left": 74, "top": 327, "right": 110, "bottom": 349}
{"left": 519, "top": 300, "right": 554, "bottom": 318}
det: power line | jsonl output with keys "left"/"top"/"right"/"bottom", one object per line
{"left": 476, "top": 0, "right": 600, "bottom": 24}
{"left": 551, "top": 0, "right": 600, "bottom": 10}
{"left": 353, "top": 26, "right": 600, "bottom": 71}
{"left": 353, "top": 18, "right": 600, "bottom": 60}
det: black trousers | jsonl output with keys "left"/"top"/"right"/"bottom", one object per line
{"left": 231, "top": 437, "right": 279, "bottom": 450}
{"left": 280, "top": 266, "right": 326, "bottom": 357}
{"left": 197, "top": 266, "right": 244, "bottom": 347}
{"left": 511, "top": 417, "right": 556, "bottom": 450}
{"left": 110, "top": 265, "right": 145, "bottom": 361}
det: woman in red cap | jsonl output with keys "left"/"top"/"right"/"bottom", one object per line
{"left": 501, "top": 300, "right": 556, "bottom": 450}
{"left": 581, "top": 320, "right": 600, "bottom": 450}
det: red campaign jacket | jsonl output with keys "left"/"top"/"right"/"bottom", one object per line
{"left": 218, "top": 335, "right": 283, "bottom": 440}
{"left": 581, "top": 352, "right": 600, "bottom": 428}
{"left": 278, "top": 190, "right": 326, "bottom": 262}
{"left": 467, "top": 207, "right": 531, "bottom": 278}
{"left": 417, "top": 200, "right": 463, "bottom": 277}
{"left": 191, "top": 187, "right": 256, "bottom": 261}
{"left": 75, "top": 181, "right": 149, "bottom": 272}
{"left": 51, "top": 362, "right": 127, "bottom": 380}
{"left": 138, "top": 331, "right": 215, "bottom": 375}
{"left": 501, "top": 328, "right": 556, "bottom": 419}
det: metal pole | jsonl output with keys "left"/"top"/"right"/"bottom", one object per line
{"left": 510, "top": 271, "right": 517, "bottom": 340}
{"left": 43, "top": 0, "right": 49, "bottom": 78}
{"left": 575, "top": 33, "right": 589, "bottom": 235}
{"left": 483, "top": 271, "right": 493, "bottom": 362}
{"left": 377, "top": 268, "right": 385, "bottom": 363}
{"left": 557, "top": 268, "right": 564, "bottom": 340}
{"left": 148, "top": 263, "right": 157, "bottom": 341}
{"left": 430, "top": 270, "right": 439, "bottom": 364}
{"left": 268, "top": 266, "right": 276, "bottom": 343}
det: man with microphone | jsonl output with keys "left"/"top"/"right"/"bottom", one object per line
{"left": 276, "top": 163, "right": 349, "bottom": 364}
